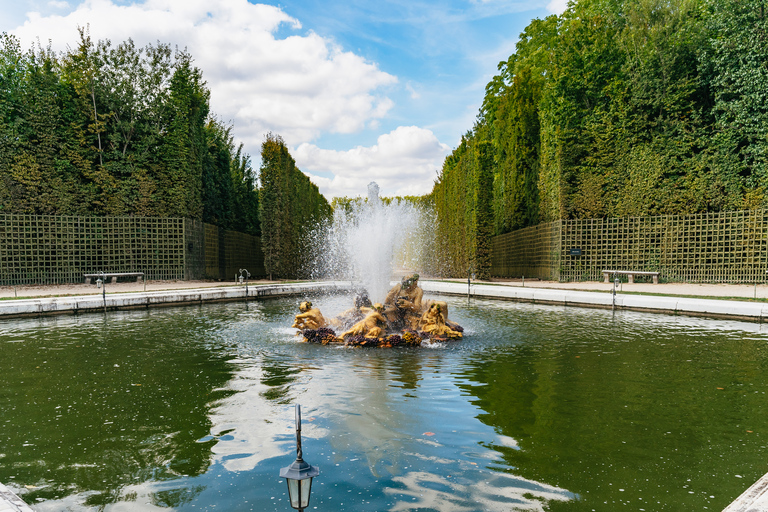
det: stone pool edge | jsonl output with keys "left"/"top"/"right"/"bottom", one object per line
{"left": 0, "top": 281, "right": 354, "bottom": 319}
{"left": 0, "top": 280, "right": 765, "bottom": 323}
{"left": 422, "top": 281, "right": 768, "bottom": 323}
{"left": 0, "top": 482, "right": 34, "bottom": 512}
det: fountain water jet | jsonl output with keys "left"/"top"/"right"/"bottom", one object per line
{"left": 301, "top": 183, "right": 462, "bottom": 345}
{"left": 308, "top": 182, "right": 433, "bottom": 303}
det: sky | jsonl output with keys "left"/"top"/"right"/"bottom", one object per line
{"left": 0, "top": 0, "right": 568, "bottom": 199}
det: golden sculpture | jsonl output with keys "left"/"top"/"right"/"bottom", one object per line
{"left": 293, "top": 275, "right": 464, "bottom": 346}
{"left": 419, "top": 302, "right": 462, "bottom": 338}
{"left": 291, "top": 301, "right": 328, "bottom": 330}
{"left": 383, "top": 273, "right": 424, "bottom": 329}
{"left": 329, "top": 292, "right": 372, "bottom": 331}
{"left": 340, "top": 303, "right": 387, "bottom": 339}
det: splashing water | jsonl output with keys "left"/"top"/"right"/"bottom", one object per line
{"left": 307, "top": 182, "right": 435, "bottom": 302}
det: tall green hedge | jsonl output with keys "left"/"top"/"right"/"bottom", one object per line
{"left": 258, "top": 134, "right": 331, "bottom": 279}
{"left": 0, "top": 30, "right": 259, "bottom": 234}
{"left": 431, "top": 0, "right": 768, "bottom": 277}
{"left": 431, "top": 136, "right": 494, "bottom": 278}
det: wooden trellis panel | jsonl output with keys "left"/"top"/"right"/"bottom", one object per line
{"left": 223, "top": 230, "right": 265, "bottom": 280}
{"left": 184, "top": 219, "right": 206, "bottom": 281}
{"left": 490, "top": 221, "right": 561, "bottom": 280}
{"left": 0, "top": 215, "right": 267, "bottom": 285}
{"left": 0, "top": 215, "right": 185, "bottom": 285}
{"left": 204, "top": 223, "right": 220, "bottom": 279}
{"left": 491, "top": 209, "right": 768, "bottom": 283}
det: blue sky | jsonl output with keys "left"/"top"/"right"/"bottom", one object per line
{"left": 1, "top": 0, "right": 566, "bottom": 198}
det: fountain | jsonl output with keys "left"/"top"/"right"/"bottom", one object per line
{"left": 298, "top": 182, "right": 463, "bottom": 346}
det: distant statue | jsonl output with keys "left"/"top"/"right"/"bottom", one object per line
{"left": 367, "top": 182, "right": 381, "bottom": 204}
{"left": 292, "top": 301, "right": 327, "bottom": 330}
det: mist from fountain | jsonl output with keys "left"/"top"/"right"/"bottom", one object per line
{"left": 307, "top": 182, "right": 435, "bottom": 303}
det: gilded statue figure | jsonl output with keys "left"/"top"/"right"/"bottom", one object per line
{"left": 419, "top": 302, "right": 462, "bottom": 338}
{"left": 383, "top": 273, "right": 424, "bottom": 329}
{"left": 340, "top": 303, "right": 387, "bottom": 339}
{"left": 291, "top": 301, "right": 328, "bottom": 330}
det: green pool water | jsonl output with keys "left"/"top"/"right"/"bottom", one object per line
{"left": 1, "top": 295, "right": 767, "bottom": 511}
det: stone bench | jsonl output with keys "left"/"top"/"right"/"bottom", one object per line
{"left": 602, "top": 270, "right": 659, "bottom": 284}
{"left": 84, "top": 272, "right": 144, "bottom": 285}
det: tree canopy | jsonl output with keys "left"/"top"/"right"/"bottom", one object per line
{"left": 259, "top": 133, "right": 331, "bottom": 278}
{"left": 0, "top": 29, "right": 260, "bottom": 234}
{"left": 431, "top": 0, "right": 768, "bottom": 276}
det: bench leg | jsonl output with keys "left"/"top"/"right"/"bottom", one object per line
{"left": 653, "top": 275, "right": 658, "bottom": 284}
{"left": 628, "top": 274, "right": 634, "bottom": 284}
{"left": 110, "top": 276, "right": 117, "bottom": 284}
{"left": 137, "top": 275, "right": 143, "bottom": 282}
{"left": 85, "top": 277, "right": 91, "bottom": 285}
{"left": 603, "top": 274, "right": 610, "bottom": 283}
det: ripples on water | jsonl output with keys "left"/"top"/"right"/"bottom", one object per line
{"left": 1, "top": 295, "right": 768, "bottom": 511}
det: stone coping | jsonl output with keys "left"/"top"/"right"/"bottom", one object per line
{"left": 722, "top": 470, "right": 768, "bottom": 512}
{"left": 424, "top": 281, "right": 768, "bottom": 323}
{"left": 0, "top": 281, "right": 352, "bottom": 319}
{"left": 0, "top": 483, "right": 34, "bottom": 512}
{"left": 0, "top": 280, "right": 764, "bottom": 323}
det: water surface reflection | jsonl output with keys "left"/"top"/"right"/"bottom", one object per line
{"left": 1, "top": 295, "right": 767, "bottom": 511}
{"left": 0, "top": 307, "right": 237, "bottom": 508}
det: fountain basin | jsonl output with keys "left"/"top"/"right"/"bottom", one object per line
{"left": 1, "top": 294, "right": 766, "bottom": 511}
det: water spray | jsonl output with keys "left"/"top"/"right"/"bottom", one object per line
{"left": 307, "top": 182, "right": 435, "bottom": 303}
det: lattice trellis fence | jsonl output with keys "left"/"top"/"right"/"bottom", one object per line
{"left": 490, "top": 221, "right": 561, "bottom": 280}
{"left": 491, "top": 209, "right": 768, "bottom": 283}
{"left": 0, "top": 215, "right": 185, "bottom": 285}
{"left": 0, "top": 215, "right": 265, "bottom": 285}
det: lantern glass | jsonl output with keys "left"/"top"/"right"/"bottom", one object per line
{"left": 300, "top": 477, "right": 313, "bottom": 508}
{"left": 285, "top": 476, "right": 313, "bottom": 509}
{"left": 286, "top": 478, "right": 300, "bottom": 508}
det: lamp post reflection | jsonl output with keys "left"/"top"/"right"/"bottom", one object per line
{"left": 279, "top": 404, "right": 319, "bottom": 511}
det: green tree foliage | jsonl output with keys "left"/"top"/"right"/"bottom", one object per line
{"left": 229, "top": 138, "right": 261, "bottom": 236}
{"left": 0, "top": 29, "right": 259, "bottom": 233}
{"left": 259, "top": 133, "right": 331, "bottom": 278}
{"left": 431, "top": 0, "right": 768, "bottom": 277}
{"left": 431, "top": 134, "right": 493, "bottom": 277}
{"left": 701, "top": 0, "right": 768, "bottom": 207}
{"left": 330, "top": 194, "right": 432, "bottom": 211}
{"left": 0, "top": 35, "right": 93, "bottom": 213}
{"left": 201, "top": 119, "right": 260, "bottom": 235}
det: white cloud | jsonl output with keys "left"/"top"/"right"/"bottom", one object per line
{"left": 9, "top": 0, "right": 397, "bottom": 150}
{"left": 405, "top": 82, "right": 421, "bottom": 100}
{"left": 546, "top": 0, "right": 569, "bottom": 14}
{"left": 295, "top": 126, "right": 451, "bottom": 199}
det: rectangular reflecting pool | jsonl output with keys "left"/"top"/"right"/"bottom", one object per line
{"left": 1, "top": 294, "right": 767, "bottom": 511}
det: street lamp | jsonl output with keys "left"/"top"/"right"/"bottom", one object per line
{"left": 280, "top": 404, "right": 319, "bottom": 511}
{"left": 239, "top": 268, "right": 251, "bottom": 296}
{"left": 96, "top": 271, "right": 106, "bottom": 313}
